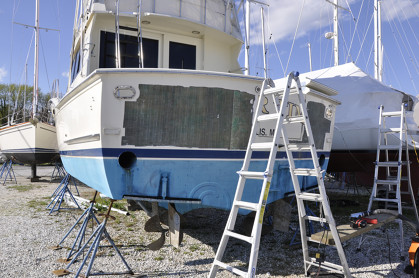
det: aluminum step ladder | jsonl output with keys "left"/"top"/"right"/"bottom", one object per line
{"left": 208, "top": 72, "right": 351, "bottom": 278}
{"left": 362, "top": 104, "right": 419, "bottom": 254}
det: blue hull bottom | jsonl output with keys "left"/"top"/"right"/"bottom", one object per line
{"left": 61, "top": 152, "right": 328, "bottom": 213}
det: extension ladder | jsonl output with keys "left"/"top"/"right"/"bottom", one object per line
{"left": 208, "top": 73, "right": 351, "bottom": 277}
{"left": 362, "top": 104, "right": 419, "bottom": 253}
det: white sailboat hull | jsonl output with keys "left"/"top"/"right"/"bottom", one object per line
{"left": 0, "top": 122, "right": 58, "bottom": 165}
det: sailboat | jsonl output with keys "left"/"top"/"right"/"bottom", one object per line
{"left": 52, "top": 0, "right": 340, "bottom": 213}
{"left": 319, "top": 0, "right": 419, "bottom": 186}
{"left": 0, "top": 0, "right": 59, "bottom": 179}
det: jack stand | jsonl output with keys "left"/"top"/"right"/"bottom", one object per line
{"left": 51, "top": 161, "right": 67, "bottom": 182}
{"left": 47, "top": 174, "right": 81, "bottom": 215}
{"left": 0, "top": 160, "right": 17, "bottom": 185}
{"left": 50, "top": 174, "right": 79, "bottom": 198}
{"left": 53, "top": 200, "right": 134, "bottom": 277}
{"left": 52, "top": 192, "right": 101, "bottom": 262}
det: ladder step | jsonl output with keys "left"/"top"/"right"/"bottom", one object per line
{"left": 225, "top": 230, "right": 253, "bottom": 244}
{"left": 284, "top": 116, "right": 305, "bottom": 124}
{"left": 297, "top": 192, "right": 322, "bottom": 202}
{"left": 234, "top": 201, "right": 259, "bottom": 211}
{"left": 381, "top": 128, "right": 401, "bottom": 133}
{"left": 376, "top": 161, "right": 400, "bottom": 167}
{"left": 293, "top": 168, "right": 318, "bottom": 176}
{"left": 379, "top": 145, "right": 401, "bottom": 150}
{"left": 372, "top": 197, "right": 400, "bottom": 203}
{"left": 257, "top": 113, "right": 281, "bottom": 122}
{"left": 287, "top": 144, "right": 312, "bottom": 151}
{"left": 375, "top": 179, "right": 399, "bottom": 185}
{"left": 382, "top": 111, "right": 402, "bottom": 117}
{"left": 264, "top": 87, "right": 285, "bottom": 95}
{"left": 237, "top": 171, "right": 271, "bottom": 179}
{"left": 250, "top": 142, "right": 277, "bottom": 151}
{"left": 213, "top": 260, "right": 247, "bottom": 277}
{"left": 387, "top": 175, "right": 408, "bottom": 181}
{"left": 306, "top": 258, "right": 344, "bottom": 274}
{"left": 304, "top": 215, "right": 327, "bottom": 223}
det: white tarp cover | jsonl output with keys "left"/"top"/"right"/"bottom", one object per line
{"left": 303, "top": 62, "right": 405, "bottom": 129}
{"left": 292, "top": 63, "right": 419, "bottom": 150}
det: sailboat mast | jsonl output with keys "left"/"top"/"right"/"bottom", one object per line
{"left": 32, "top": 0, "right": 39, "bottom": 119}
{"left": 374, "top": 0, "right": 382, "bottom": 81}
{"left": 333, "top": 0, "right": 339, "bottom": 66}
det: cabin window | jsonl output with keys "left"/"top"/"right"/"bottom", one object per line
{"left": 70, "top": 48, "right": 81, "bottom": 83}
{"left": 99, "top": 31, "right": 158, "bottom": 68}
{"left": 169, "top": 42, "right": 196, "bottom": 70}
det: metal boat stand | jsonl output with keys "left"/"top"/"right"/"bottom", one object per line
{"left": 51, "top": 161, "right": 67, "bottom": 182}
{"left": 53, "top": 199, "right": 134, "bottom": 277}
{"left": 46, "top": 174, "right": 81, "bottom": 214}
{"left": 0, "top": 159, "right": 17, "bottom": 185}
{"left": 51, "top": 191, "right": 101, "bottom": 263}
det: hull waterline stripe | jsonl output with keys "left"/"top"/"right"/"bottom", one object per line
{"left": 60, "top": 148, "right": 330, "bottom": 159}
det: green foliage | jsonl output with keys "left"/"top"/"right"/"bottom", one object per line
{"left": 0, "top": 83, "right": 52, "bottom": 126}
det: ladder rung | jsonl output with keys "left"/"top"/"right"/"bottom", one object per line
{"left": 376, "top": 161, "right": 400, "bottom": 167}
{"left": 372, "top": 197, "right": 400, "bottom": 203}
{"left": 237, "top": 171, "right": 271, "bottom": 179}
{"left": 379, "top": 145, "right": 401, "bottom": 150}
{"left": 251, "top": 142, "right": 277, "bottom": 151}
{"left": 381, "top": 128, "right": 401, "bottom": 133}
{"left": 382, "top": 111, "right": 402, "bottom": 117}
{"left": 234, "top": 201, "right": 258, "bottom": 211}
{"left": 304, "top": 215, "right": 327, "bottom": 223}
{"left": 297, "top": 192, "right": 322, "bottom": 202}
{"left": 213, "top": 260, "right": 247, "bottom": 277}
{"left": 306, "top": 258, "right": 344, "bottom": 274}
{"left": 287, "top": 144, "right": 312, "bottom": 151}
{"left": 293, "top": 168, "right": 318, "bottom": 176}
{"left": 257, "top": 113, "right": 281, "bottom": 122}
{"left": 387, "top": 175, "right": 409, "bottom": 181}
{"left": 284, "top": 116, "right": 305, "bottom": 124}
{"left": 264, "top": 87, "right": 285, "bottom": 95}
{"left": 375, "top": 179, "right": 399, "bottom": 185}
{"left": 225, "top": 230, "right": 253, "bottom": 244}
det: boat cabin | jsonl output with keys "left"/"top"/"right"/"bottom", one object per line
{"left": 69, "top": 0, "right": 244, "bottom": 89}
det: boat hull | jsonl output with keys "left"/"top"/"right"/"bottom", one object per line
{"left": 55, "top": 69, "right": 337, "bottom": 212}
{"left": 61, "top": 148, "right": 330, "bottom": 212}
{"left": 0, "top": 122, "right": 59, "bottom": 165}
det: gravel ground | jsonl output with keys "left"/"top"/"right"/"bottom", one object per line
{"left": 0, "top": 165, "right": 415, "bottom": 277}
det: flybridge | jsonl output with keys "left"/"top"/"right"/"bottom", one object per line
{"left": 79, "top": 0, "right": 242, "bottom": 39}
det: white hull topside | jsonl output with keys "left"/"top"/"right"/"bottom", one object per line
{"left": 55, "top": 69, "right": 339, "bottom": 155}
{"left": 0, "top": 122, "right": 58, "bottom": 164}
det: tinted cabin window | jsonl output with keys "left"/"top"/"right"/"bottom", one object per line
{"left": 71, "top": 49, "right": 81, "bottom": 83}
{"left": 99, "top": 31, "right": 158, "bottom": 68}
{"left": 169, "top": 42, "right": 196, "bottom": 69}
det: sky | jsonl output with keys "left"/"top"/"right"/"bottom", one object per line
{"left": 0, "top": 0, "right": 418, "bottom": 97}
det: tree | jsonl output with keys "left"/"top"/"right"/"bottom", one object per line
{"left": 0, "top": 83, "right": 51, "bottom": 126}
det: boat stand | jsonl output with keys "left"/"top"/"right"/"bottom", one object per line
{"left": 46, "top": 174, "right": 81, "bottom": 215}
{"left": 51, "top": 161, "right": 67, "bottom": 182}
{"left": 0, "top": 160, "right": 17, "bottom": 185}
{"left": 53, "top": 199, "right": 134, "bottom": 277}
{"left": 52, "top": 191, "right": 101, "bottom": 262}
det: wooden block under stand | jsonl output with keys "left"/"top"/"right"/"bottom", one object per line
{"left": 310, "top": 214, "right": 397, "bottom": 245}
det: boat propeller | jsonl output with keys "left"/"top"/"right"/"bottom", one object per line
{"left": 144, "top": 204, "right": 184, "bottom": 250}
